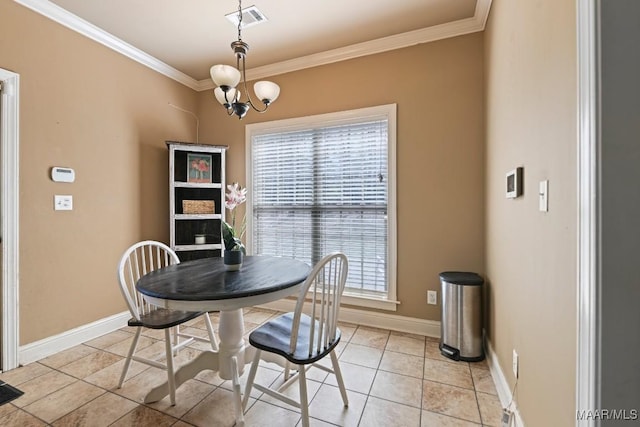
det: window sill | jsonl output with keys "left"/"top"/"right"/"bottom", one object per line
{"left": 340, "top": 292, "right": 400, "bottom": 311}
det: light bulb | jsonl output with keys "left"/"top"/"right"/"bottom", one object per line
{"left": 214, "top": 87, "right": 241, "bottom": 106}
{"left": 254, "top": 81, "right": 280, "bottom": 103}
{"left": 210, "top": 65, "right": 241, "bottom": 88}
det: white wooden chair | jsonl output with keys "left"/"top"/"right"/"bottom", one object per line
{"left": 117, "top": 240, "right": 218, "bottom": 405}
{"left": 242, "top": 252, "right": 349, "bottom": 426}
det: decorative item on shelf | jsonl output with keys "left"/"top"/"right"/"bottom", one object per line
{"left": 210, "top": 0, "right": 280, "bottom": 119}
{"left": 222, "top": 182, "right": 247, "bottom": 271}
{"left": 187, "top": 153, "right": 212, "bottom": 183}
{"left": 194, "top": 234, "right": 206, "bottom": 245}
{"left": 182, "top": 200, "right": 215, "bottom": 214}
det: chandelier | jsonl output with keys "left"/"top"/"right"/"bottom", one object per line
{"left": 209, "top": 0, "right": 280, "bottom": 119}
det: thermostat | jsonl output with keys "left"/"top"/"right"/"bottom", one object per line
{"left": 51, "top": 167, "right": 75, "bottom": 183}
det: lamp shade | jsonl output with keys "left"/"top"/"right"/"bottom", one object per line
{"left": 214, "top": 87, "right": 240, "bottom": 105}
{"left": 254, "top": 81, "right": 280, "bottom": 103}
{"left": 210, "top": 65, "right": 241, "bottom": 88}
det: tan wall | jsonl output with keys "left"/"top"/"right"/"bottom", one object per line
{"left": 3, "top": 2, "right": 485, "bottom": 342}
{"left": 1, "top": 1, "right": 198, "bottom": 344}
{"left": 484, "top": 0, "right": 577, "bottom": 425}
{"left": 198, "top": 34, "right": 485, "bottom": 320}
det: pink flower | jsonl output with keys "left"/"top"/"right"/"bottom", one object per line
{"left": 198, "top": 159, "right": 209, "bottom": 173}
{"left": 225, "top": 183, "right": 247, "bottom": 211}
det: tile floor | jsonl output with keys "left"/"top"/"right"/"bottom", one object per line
{"left": 0, "top": 308, "right": 502, "bottom": 426}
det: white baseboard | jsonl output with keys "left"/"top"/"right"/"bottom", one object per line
{"left": 258, "top": 299, "right": 441, "bottom": 338}
{"left": 485, "top": 340, "right": 525, "bottom": 427}
{"left": 19, "top": 311, "right": 130, "bottom": 365}
{"left": 17, "top": 304, "right": 438, "bottom": 367}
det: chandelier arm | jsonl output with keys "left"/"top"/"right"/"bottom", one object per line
{"left": 248, "top": 100, "right": 269, "bottom": 113}
{"left": 253, "top": 106, "right": 270, "bottom": 113}
{"left": 237, "top": 56, "right": 269, "bottom": 113}
{"left": 239, "top": 55, "right": 257, "bottom": 108}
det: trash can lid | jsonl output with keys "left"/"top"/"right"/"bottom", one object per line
{"left": 439, "top": 271, "right": 484, "bottom": 286}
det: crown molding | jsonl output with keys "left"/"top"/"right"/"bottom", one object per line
{"left": 13, "top": 0, "right": 200, "bottom": 90}
{"left": 198, "top": 17, "right": 482, "bottom": 90}
{"left": 199, "top": 0, "right": 493, "bottom": 90}
{"left": 14, "top": 0, "right": 491, "bottom": 92}
{"left": 474, "top": 0, "right": 493, "bottom": 29}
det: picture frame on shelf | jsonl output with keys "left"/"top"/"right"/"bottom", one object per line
{"left": 187, "top": 153, "right": 212, "bottom": 183}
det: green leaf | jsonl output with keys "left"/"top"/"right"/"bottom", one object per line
{"left": 222, "top": 221, "right": 245, "bottom": 251}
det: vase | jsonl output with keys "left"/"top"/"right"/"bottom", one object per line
{"left": 223, "top": 250, "right": 243, "bottom": 271}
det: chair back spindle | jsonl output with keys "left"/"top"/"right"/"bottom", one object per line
{"left": 118, "top": 240, "right": 179, "bottom": 321}
{"left": 290, "top": 252, "right": 348, "bottom": 358}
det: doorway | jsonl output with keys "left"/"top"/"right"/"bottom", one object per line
{"left": 0, "top": 68, "right": 20, "bottom": 371}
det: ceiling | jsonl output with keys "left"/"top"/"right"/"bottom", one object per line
{"left": 21, "top": 0, "right": 490, "bottom": 89}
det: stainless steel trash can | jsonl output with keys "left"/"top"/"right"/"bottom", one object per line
{"left": 439, "top": 271, "right": 484, "bottom": 362}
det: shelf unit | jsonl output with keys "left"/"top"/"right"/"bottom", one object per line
{"left": 167, "top": 141, "right": 228, "bottom": 262}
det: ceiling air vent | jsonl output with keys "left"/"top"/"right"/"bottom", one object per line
{"left": 225, "top": 5, "right": 268, "bottom": 29}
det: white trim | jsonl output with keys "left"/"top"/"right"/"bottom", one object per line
{"left": 245, "top": 105, "right": 398, "bottom": 309}
{"left": 576, "top": 0, "right": 600, "bottom": 425}
{"left": 485, "top": 340, "right": 525, "bottom": 427}
{"left": 13, "top": 0, "right": 200, "bottom": 90}
{"left": 13, "top": 0, "right": 492, "bottom": 91}
{"left": 386, "top": 105, "right": 398, "bottom": 312}
{"left": 19, "top": 311, "right": 130, "bottom": 365}
{"left": 259, "top": 299, "right": 441, "bottom": 338}
{"left": 474, "top": 0, "right": 493, "bottom": 29}
{"left": 0, "top": 68, "right": 20, "bottom": 372}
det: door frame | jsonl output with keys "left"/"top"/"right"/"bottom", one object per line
{"left": 0, "top": 68, "right": 20, "bottom": 371}
{"left": 576, "top": 0, "right": 599, "bottom": 425}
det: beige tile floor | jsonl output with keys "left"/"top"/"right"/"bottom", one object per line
{"left": 0, "top": 308, "right": 503, "bottom": 426}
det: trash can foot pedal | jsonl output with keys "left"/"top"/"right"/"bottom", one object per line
{"left": 439, "top": 343, "right": 460, "bottom": 361}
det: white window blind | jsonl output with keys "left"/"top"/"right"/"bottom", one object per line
{"left": 251, "top": 117, "right": 389, "bottom": 295}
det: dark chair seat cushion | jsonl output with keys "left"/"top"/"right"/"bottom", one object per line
{"left": 128, "top": 308, "right": 205, "bottom": 329}
{"left": 249, "top": 312, "right": 341, "bottom": 365}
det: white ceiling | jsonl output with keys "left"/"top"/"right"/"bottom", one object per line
{"left": 20, "top": 0, "right": 489, "bottom": 88}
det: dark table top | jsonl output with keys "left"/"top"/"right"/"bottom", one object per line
{"left": 136, "top": 255, "right": 311, "bottom": 303}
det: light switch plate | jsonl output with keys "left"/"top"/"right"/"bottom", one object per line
{"left": 539, "top": 180, "right": 549, "bottom": 212}
{"left": 54, "top": 195, "right": 73, "bottom": 211}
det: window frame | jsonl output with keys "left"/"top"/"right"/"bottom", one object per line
{"left": 245, "top": 104, "right": 398, "bottom": 311}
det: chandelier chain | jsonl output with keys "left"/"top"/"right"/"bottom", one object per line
{"left": 237, "top": 0, "right": 243, "bottom": 41}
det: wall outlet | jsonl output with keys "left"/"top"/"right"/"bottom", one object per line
{"left": 512, "top": 349, "right": 519, "bottom": 378}
{"left": 501, "top": 408, "right": 514, "bottom": 427}
{"left": 427, "top": 290, "right": 437, "bottom": 305}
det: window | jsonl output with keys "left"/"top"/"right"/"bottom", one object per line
{"left": 246, "top": 105, "right": 397, "bottom": 310}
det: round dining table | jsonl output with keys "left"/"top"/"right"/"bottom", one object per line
{"left": 136, "top": 255, "right": 311, "bottom": 426}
